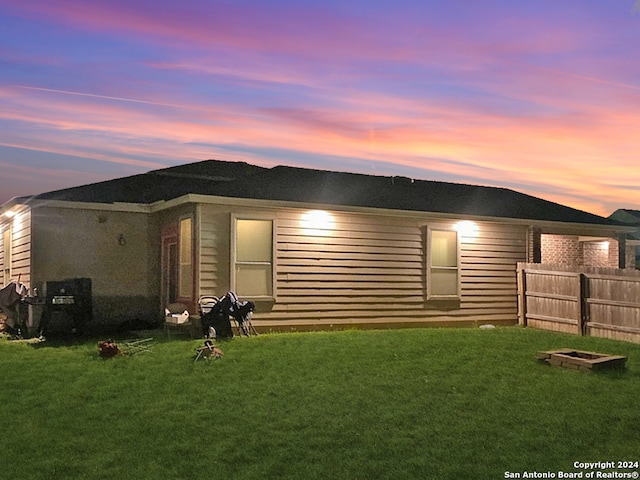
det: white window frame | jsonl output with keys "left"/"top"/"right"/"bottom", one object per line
{"left": 426, "top": 225, "right": 461, "bottom": 300}
{"left": 230, "top": 215, "right": 276, "bottom": 300}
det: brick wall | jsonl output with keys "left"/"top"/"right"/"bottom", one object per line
{"left": 583, "top": 240, "right": 617, "bottom": 268}
{"left": 541, "top": 234, "right": 581, "bottom": 265}
{"left": 541, "top": 234, "right": 620, "bottom": 268}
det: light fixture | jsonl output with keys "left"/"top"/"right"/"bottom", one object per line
{"left": 301, "top": 210, "right": 335, "bottom": 236}
{"left": 455, "top": 220, "right": 479, "bottom": 241}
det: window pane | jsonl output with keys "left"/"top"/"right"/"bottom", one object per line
{"left": 237, "top": 220, "right": 272, "bottom": 262}
{"left": 179, "top": 218, "right": 193, "bottom": 297}
{"left": 180, "top": 264, "right": 193, "bottom": 297}
{"left": 431, "top": 230, "right": 457, "bottom": 267}
{"left": 430, "top": 269, "right": 458, "bottom": 296}
{"left": 180, "top": 218, "right": 192, "bottom": 262}
{"left": 236, "top": 264, "right": 272, "bottom": 297}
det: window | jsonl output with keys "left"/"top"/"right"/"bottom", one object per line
{"left": 426, "top": 226, "right": 460, "bottom": 299}
{"left": 179, "top": 217, "right": 193, "bottom": 298}
{"left": 233, "top": 218, "right": 274, "bottom": 298}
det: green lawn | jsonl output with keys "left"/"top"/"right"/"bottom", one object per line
{"left": 1, "top": 327, "right": 639, "bottom": 480}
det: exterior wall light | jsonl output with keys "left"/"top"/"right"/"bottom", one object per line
{"left": 455, "top": 220, "right": 479, "bottom": 241}
{"left": 301, "top": 210, "right": 335, "bottom": 236}
{"left": 11, "top": 212, "right": 24, "bottom": 231}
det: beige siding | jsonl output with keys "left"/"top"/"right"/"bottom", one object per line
{"left": 198, "top": 206, "right": 231, "bottom": 297}
{"left": 199, "top": 205, "right": 527, "bottom": 330}
{"left": 275, "top": 212, "right": 524, "bottom": 327}
{"left": 0, "top": 222, "right": 6, "bottom": 284}
{"left": 1, "top": 208, "right": 32, "bottom": 287}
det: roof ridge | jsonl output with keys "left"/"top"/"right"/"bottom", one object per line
{"left": 150, "top": 170, "right": 240, "bottom": 182}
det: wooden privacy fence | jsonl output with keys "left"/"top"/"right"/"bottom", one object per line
{"left": 517, "top": 263, "right": 640, "bottom": 344}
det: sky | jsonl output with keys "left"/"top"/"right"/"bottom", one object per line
{"left": 1, "top": 0, "right": 640, "bottom": 217}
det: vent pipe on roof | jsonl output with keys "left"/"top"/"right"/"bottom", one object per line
{"left": 391, "top": 176, "right": 414, "bottom": 186}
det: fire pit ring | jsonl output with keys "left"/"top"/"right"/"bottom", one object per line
{"left": 536, "top": 349, "right": 627, "bottom": 372}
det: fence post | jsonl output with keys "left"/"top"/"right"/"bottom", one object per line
{"left": 517, "top": 264, "right": 528, "bottom": 326}
{"left": 577, "top": 273, "right": 588, "bottom": 336}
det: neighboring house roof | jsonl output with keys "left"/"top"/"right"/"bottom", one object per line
{"left": 4, "top": 159, "right": 626, "bottom": 227}
{"left": 609, "top": 209, "right": 640, "bottom": 240}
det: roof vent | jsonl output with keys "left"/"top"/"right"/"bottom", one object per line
{"left": 391, "top": 176, "right": 414, "bottom": 186}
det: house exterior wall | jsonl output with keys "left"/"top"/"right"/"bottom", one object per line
{"left": 1, "top": 220, "right": 9, "bottom": 285}
{"left": 541, "top": 234, "right": 620, "bottom": 268}
{"left": 198, "top": 203, "right": 528, "bottom": 330}
{"left": 0, "top": 207, "right": 32, "bottom": 288}
{"left": 197, "top": 204, "right": 230, "bottom": 298}
{"left": 6, "top": 196, "right": 628, "bottom": 335}
{"left": 31, "top": 206, "right": 160, "bottom": 330}
{"left": 541, "top": 234, "right": 581, "bottom": 265}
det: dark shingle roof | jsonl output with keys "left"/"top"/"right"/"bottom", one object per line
{"left": 212, "top": 165, "right": 616, "bottom": 225}
{"left": 31, "top": 160, "right": 266, "bottom": 204}
{"left": 609, "top": 209, "right": 640, "bottom": 239}
{"left": 23, "top": 159, "right": 619, "bottom": 226}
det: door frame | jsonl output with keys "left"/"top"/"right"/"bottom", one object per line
{"left": 161, "top": 223, "right": 178, "bottom": 310}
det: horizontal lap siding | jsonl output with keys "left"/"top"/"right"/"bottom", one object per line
{"left": 2, "top": 209, "right": 32, "bottom": 287}
{"left": 277, "top": 214, "right": 422, "bottom": 313}
{"left": 198, "top": 206, "right": 229, "bottom": 297}
{"left": 197, "top": 205, "right": 527, "bottom": 328}
{"left": 459, "top": 225, "right": 524, "bottom": 322}
{"left": 269, "top": 211, "right": 525, "bottom": 327}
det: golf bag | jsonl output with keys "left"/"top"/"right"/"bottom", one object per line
{"left": 0, "top": 280, "right": 29, "bottom": 338}
{"left": 200, "top": 292, "right": 256, "bottom": 338}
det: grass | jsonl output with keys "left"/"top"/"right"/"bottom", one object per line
{"left": 1, "top": 326, "right": 639, "bottom": 480}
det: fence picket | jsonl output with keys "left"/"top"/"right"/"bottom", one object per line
{"left": 516, "top": 263, "right": 640, "bottom": 344}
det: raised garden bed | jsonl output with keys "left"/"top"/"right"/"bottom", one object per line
{"left": 536, "top": 348, "right": 627, "bottom": 371}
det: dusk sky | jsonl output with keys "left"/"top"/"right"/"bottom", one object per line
{"left": 2, "top": 0, "right": 640, "bottom": 216}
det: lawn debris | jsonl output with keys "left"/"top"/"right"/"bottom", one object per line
{"left": 194, "top": 339, "right": 224, "bottom": 362}
{"left": 121, "top": 338, "right": 154, "bottom": 355}
{"left": 98, "top": 340, "right": 122, "bottom": 358}
{"left": 98, "top": 338, "right": 154, "bottom": 358}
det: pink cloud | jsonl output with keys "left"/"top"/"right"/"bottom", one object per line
{"left": 8, "top": 75, "right": 640, "bottom": 216}
{"left": 3, "top": 1, "right": 640, "bottom": 216}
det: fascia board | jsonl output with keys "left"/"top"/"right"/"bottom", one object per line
{"left": 160, "top": 194, "right": 633, "bottom": 236}
{"left": 17, "top": 193, "right": 629, "bottom": 237}
{"left": 20, "top": 199, "right": 151, "bottom": 213}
